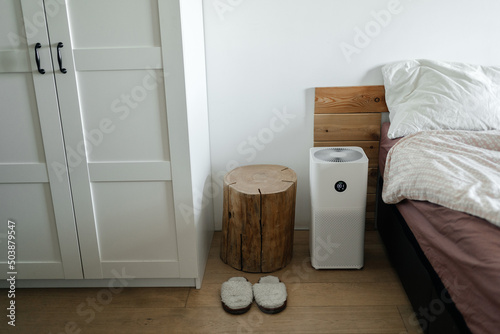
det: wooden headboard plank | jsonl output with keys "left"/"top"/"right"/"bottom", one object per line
{"left": 314, "top": 113, "right": 381, "bottom": 141}
{"left": 315, "top": 85, "right": 388, "bottom": 114}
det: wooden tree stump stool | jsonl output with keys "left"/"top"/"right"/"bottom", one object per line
{"left": 220, "top": 164, "right": 297, "bottom": 273}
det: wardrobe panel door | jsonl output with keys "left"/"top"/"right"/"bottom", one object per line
{"left": 47, "top": 0, "right": 179, "bottom": 278}
{"left": 76, "top": 70, "right": 170, "bottom": 163}
{"left": 0, "top": 0, "right": 82, "bottom": 279}
{"left": 0, "top": 184, "right": 64, "bottom": 278}
{"left": 91, "top": 181, "right": 179, "bottom": 278}
{"left": 0, "top": 73, "right": 44, "bottom": 163}
{"left": 67, "top": 0, "right": 160, "bottom": 48}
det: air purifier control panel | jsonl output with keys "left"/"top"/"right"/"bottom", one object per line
{"left": 334, "top": 181, "right": 347, "bottom": 192}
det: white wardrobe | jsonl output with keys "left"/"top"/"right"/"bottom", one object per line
{"left": 0, "top": 0, "right": 213, "bottom": 288}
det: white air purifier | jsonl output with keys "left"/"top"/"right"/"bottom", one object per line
{"left": 309, "top": 147, "right": 368, "bottom": 269}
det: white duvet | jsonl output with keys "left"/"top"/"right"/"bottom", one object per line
{"left": 382, "top": 130, "right": 500, "bottom": 226}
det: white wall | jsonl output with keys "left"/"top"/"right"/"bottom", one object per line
{"left": 203, "top": 0, "right": 500, "bottom": 230}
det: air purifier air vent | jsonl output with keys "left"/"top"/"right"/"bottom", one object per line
{"left": 313, "top": 147, "right": 363, "bottom": 163}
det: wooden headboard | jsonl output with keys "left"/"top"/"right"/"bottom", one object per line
{"left": 314, "top": 85, "right": 388, "bottom": 229}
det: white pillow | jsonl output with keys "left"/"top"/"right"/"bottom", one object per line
{"left": 382, "top": 59, "right": 500, "bottom": 139}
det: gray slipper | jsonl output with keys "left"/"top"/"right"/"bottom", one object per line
{"left": 220, "top": 277, "right": 253, "bottom": 314}
{"left": 252, "top": 276, "right": 287, "bottom": 314}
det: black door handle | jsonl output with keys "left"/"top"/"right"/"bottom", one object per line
{"left": 35, "top": 43, "right": 45, "bottom": 74}
{"left": 57, "top": 42, "right": 67, "bottom": 74}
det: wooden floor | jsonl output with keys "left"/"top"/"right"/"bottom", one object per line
{"left": 1, "top": 231, "right": 422, "bottom": 333}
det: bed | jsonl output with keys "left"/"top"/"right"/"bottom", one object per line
{"left": 379, "top": 122, "right": 500, "bottom": 334}
{"left": 315, "top": 59, "right": 500, "bottom": 334}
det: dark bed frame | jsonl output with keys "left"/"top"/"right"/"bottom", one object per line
{"left": 376, "top": 177, "right": 471, "bottom": 334}
{"left": 315, "top": 86, "right": 471, "bottom": 334}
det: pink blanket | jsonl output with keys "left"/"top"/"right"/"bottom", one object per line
{"left": 382, "top": 129, "right": 500, "bottom": 226}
